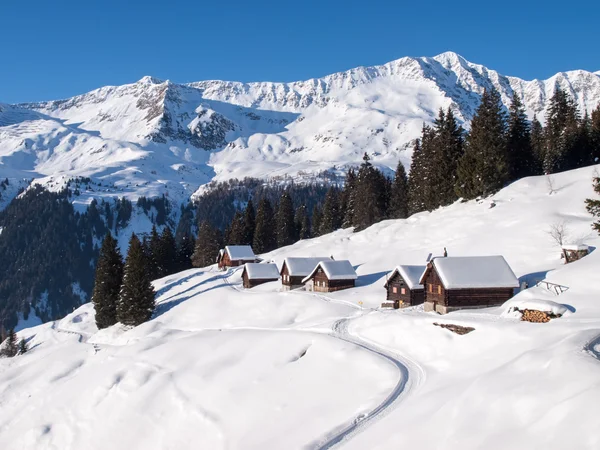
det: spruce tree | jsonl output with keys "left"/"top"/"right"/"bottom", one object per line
{"left": 276, "top": 191, "right": 296, "bottom": 247}
{"left": 311, "top": 205, "right": 323, "bottom": 237}
{"left": 544, "top": 86, "right": 580, "bottom": 173}
{"left": 91, "top": 232, "right": 124, "bottom": 329}
{"left": 341, "top": 168, "right": 357, "bottom": 228}
{"left": 408, "top": 137, "right": 428, "bottom": 214}
{"left": 227, "top": 211, "right": 245, "bottom": 245}
{"left": 319, "top": 187, "right": 342, "bottom": 234}
{"left": 18, "top": 338, "right": 28, "bottom": 355}
{"left": 192, "top": 221, "right": 221, "bottom": 268}
{"left": 389, "top": 159, "right": 409, "bottom": 219}
{"left": 591, "top": 105, "right": 600, "bottom": 164}
{"left": 242, "top": 199, "right": 256, "bottom": 246}
{"left": 431, "top": 108, "right": 464, "bottom": 207}
{"left": 352, "top": 153, "right": 390, "bottom": 230}
{"left": 253, "top": 198, "right": 277, "bottom": 253}
{"left": 147, "top": 225, "right": 161, "bottom": 280}
{"left": 456, "top": 88, "right": 508, "bottom": 199}
{"left": 156, "top": 227, "right": 177, "bottom": 277}
{"left": 294, "top": 204, "right": 311, "bottom": 239}
{"left": 176, "top": 232, "right": 195, "bottom": 272}
{"left": 506, "top": 93, "right": 535, "bottom": 180}
{"left": 1, "top": 328, "right": 18, "bottom": 357}
{"left": 117, "top": 233, "right": 156, "bottom": 327}
{"left": 586, "top": 176, "right": 600, "bottom": 234}
{"left": 530, "top": 114, "right": 545, "bottom": 174}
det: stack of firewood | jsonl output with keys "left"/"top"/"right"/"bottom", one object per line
{"left": 521, "top": 309, "right": 551, "bottom": 323}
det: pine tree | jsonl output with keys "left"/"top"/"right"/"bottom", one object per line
{"left": 276, "top": 191, "right": 297, "bottom": 247}
{"left": 253, "top": 198, "right": 277, "bottom": 253}
{"left": 91, "top": 232, "right": 124, "bottom": 329}
{"left": 242, "top": 199, "right": 256, "bottom": 246}
{"left": 176, "top": 232, "right": 195, "bottom": 272}
{"left": 117, "top": 233, "right": 156, "bottom": 326}
{"left": 456, "top": 88, "right": 508, "bottom": 199}
{"left": 530, "top": 114, "right": 545, "bottom": 174}
{"left": 192, "top": 222, "right": 221, "bottom": 268}
{"left": 506, "top": 92, "right": 535, "bottom": 180}
{"left": 341, "top": 168, "right": 357, "bottom": 228}
{"left": 294, "top": 204, "right": 311, "bottom": 239}
{"left": 389, "top": 159, "right": 409, "bottom": 219}
{"left": 311, "top": 205, "right": 323, "bottom": 237}
{"left": 1, "top": 328, "right": 18, "bottom": 357}
{"left": 319, "top": 187, "right": 342, "bottom": 234}
{"left": 147, "top": 225, "right": 161, "bottom": 280}
{"left": 431, "top": 108, "right": 464, "bottom": 207}
{"left": 408, "top": 137, "right": 428, "bottom": 214}
{"left": 544, "top": 86, "right": 580, "bottom": 173}
{"left": 591, "top": 105, "right": 600, "bottom": 164}
{"left": 156, "top": 227, "right": 177, "bottom": 278}
{"left": 586, "top": 176, "right": 600, "bottom": 234}
{"left": 18, "top": 338, "right": 28, "bottom": 355}
{"left": 352, "top": 153, "right": 390, "bottom": 230}
{"left": 227, "top": 211, "right": 245, "bottom": 245}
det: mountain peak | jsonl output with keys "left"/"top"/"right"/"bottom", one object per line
{"left": 433, "top": 51, "right": 469, "bottom": 66}
{"left": 137, "top": 75, "right": 165, "bottom": 85}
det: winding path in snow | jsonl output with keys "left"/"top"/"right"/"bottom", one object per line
{"left": 222, "top": 268, "right": 423, "bottom": 450}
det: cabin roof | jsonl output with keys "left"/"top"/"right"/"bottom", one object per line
{"left": 302, "top": 260, "right": 357, "bottom": 283}
{"left": 421, "top": 256, "right": 519, "bottom": 289}
{"left": 386, "top": 265, "right": 426, "bottom": 290}
{"left": 562, "top": 244, "right": 589, "bottom": 251}
{"left": 281, "top": 257, "right": 332, "bottom": 277}
{"left": 225, "top": 245, "right": 256, "bottom": 261}
{"left": 243, "top": 263, "right": 280, "bottom": 280}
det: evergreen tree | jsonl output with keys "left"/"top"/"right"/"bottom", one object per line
{"left": 530, "top": 114, "right": 545, "bottom": 174}
{"left": 147, "top": 225, "right": 161, "bottom": 280}
{"left": 176, "top": 232, "right": 195, "bottom": 272}
{"left": 389, "top": 159, "right": 409, "bottom": 219}
{"left": 1, "top": 328, "right": 18, "bottom": 357}
{"left": 352, "top": 153, "right": 390, "bottom": 230}
{"left": 319, "top": 187, "right": 342, "bottom": 234}
{"left": 253, "top": 198, "right": 277, "bottom": 253}
{"left": 294, "top": 204, "right": 310, "bottom": 240}
{"left": 156, "top": 227, "right": 177, "bottom": 278}
{"left": 408, "top": 137, "right": 428, "bottom": 214}
{"left": 91, "top": 232, "right": 124, "bottom": 329}
{"left": 228, "top": 211, "right": 246, "bottom": 245}
{"left": 341, "top": 168, "right": 357, "bottom": 228}
{"left": 591, "top": 105, "right": 600, "bottom": 164}
{"left": 311, "top": 205, "right": 323, "bottom": 237}
{"left": 242, "top": 199, "right": 256, "bottom": 246}
{"left": 586, "top": 176, "right": 600, "bottom": 235}
{"left": 543, "top": 86, "right": 580, "bottom": 173}
{"left": 456, "top": 88, "right": 508, "bottom": 199}
{"left": 506, "top": 92, "right": 535, "bottom": 180}
{"left": 191, "top": 221, "right": 221, "bottom": 268}
{"left": 117, "top": 233, "right": 155, "bottom": 326}
{"left": 276, "top": 191, "right": 297, "bottom": 247}
{"left": 18, "top": 338, "right": 28, "bottom": 355}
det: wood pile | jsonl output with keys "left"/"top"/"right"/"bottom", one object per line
{"left": 433, "top": 323, "right": 475, "bottom": 335}
{"left": 380, "top": 302, "right": 395, "bottom": 309}
{"left": 520, "top": 309, "right": 552, "bottom": 323}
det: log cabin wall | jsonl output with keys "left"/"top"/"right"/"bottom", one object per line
{"left": 447, "top": 288, "right": 514, "bottom": 307}
{"left": 423, "top": 267, "right": 448, "bottom": 306}
{"left": 386, "top": 272, "right": 423, "bottom": 308}
{"left": 312, "top": 269, "right": 355, "bottom": 292}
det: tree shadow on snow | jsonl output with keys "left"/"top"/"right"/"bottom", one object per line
{"left": 356, "top": 270, "right": 389, "bottom": 288}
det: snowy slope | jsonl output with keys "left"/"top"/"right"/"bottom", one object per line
{"left": 2, "top": 165, "right": 600, "bottom": 449}
{"left": 1, "top": 53, "right": 600, "bottom": 207}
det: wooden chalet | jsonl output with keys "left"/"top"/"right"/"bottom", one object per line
{"left": 241, "top": 263, "right": 280, "bottom": 289}
{"left": 420, "top": 256, "right": 519, "bottom": 314}
{"left": 217, "top": 245, "right": 257, "bottom": 269}
{"left": 562, "top": 244, "right": 589, "bottom": 264}
{"left": 280, "top": 257, "right": 332, "bottom": 290}
{"left": 302, "top": 260, "right": 357, "bottom": 293}
{"left": 384, "top": 265, "right": 426, "bottom": 309}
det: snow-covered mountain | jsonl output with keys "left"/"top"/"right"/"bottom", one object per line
{"left": 2, "top": 165, "right": 599, "bottom": 449}
{"left": 1, "top": 52, "right": 600, "bottom": 208}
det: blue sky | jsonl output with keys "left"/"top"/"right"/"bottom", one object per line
{"left": 1, "top": 0, "right": 598, "bottom": 103}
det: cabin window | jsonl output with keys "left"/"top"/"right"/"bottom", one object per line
{"left": 393, "top": 287, "right": 398, "bottom": 294}
{"left": 401, "top": 288, "right": 406, "bottom": 295}
{"left": 437, "top": 285, "right": 442, "bottom": 294}
{"left": 428, "top": 284, "right": 433, "bottom": 293}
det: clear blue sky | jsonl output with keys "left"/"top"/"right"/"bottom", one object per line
{"left": 1, "top": 0, "right": 598, "bottom": 104}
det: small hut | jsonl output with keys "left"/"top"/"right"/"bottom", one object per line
{"left": 420, "top": 256, "right": 519, "bottom": 314}
{"left": 562, "top": 244, "right": 589, "bottom": 264}
{"left": 241, "top": 263, "right": 280, "bottom": 289}
{"left": 302, "top": 260, "right": 357, "bottom": 293}
{"left": 280, "top": 257, "right": 332, "bottom": 290}
{"left": 217, "top": 245, "right": 257, "bottom": 269}
{"left": 384, "top": 265, "right": 426, "bottom": 309}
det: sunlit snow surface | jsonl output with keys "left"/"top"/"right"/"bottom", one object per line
{"left": 2, "top": 166, "right": 600, "bottom": 449}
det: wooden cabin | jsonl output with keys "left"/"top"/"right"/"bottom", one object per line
{"left": 280, "top": 257, "right": 332, "bottom": 290}
{"left": 562, "top": 244, "right": 589, "bottom": 264}
{"left": 302, "top": 260, "right": 357, "bottom": 293}
{"left": 420, "top": 256, "right": 519, "bottom": 314}
{"left": 384, "top": 265, "right": 425, "bottom": 309}
{"left": 241, "top": 263, "right": 280, "bottom": 289}
{"left": 217, "top": 245, "right": 257, "bottom": 269}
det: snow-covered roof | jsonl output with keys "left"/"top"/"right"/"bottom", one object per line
{"left": 423, "top": 256, "right": 519, "bottom": 289}
{"left": 225, "top": 245, "right": 256, "bottom": 261}
{"left": 387, "top": 265, "right": 426, "bottom": 290}
{"left": 281, "top": 257, "right": 332, "bottom": 277}
{"left": 243, "top": 263, "right": 280, "bottom": 280}
{"left": 302, "top": 260, "right": 357, "bottom": 283}
{"left": 562, "top": 244, "right": 589, "bottom": 251}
